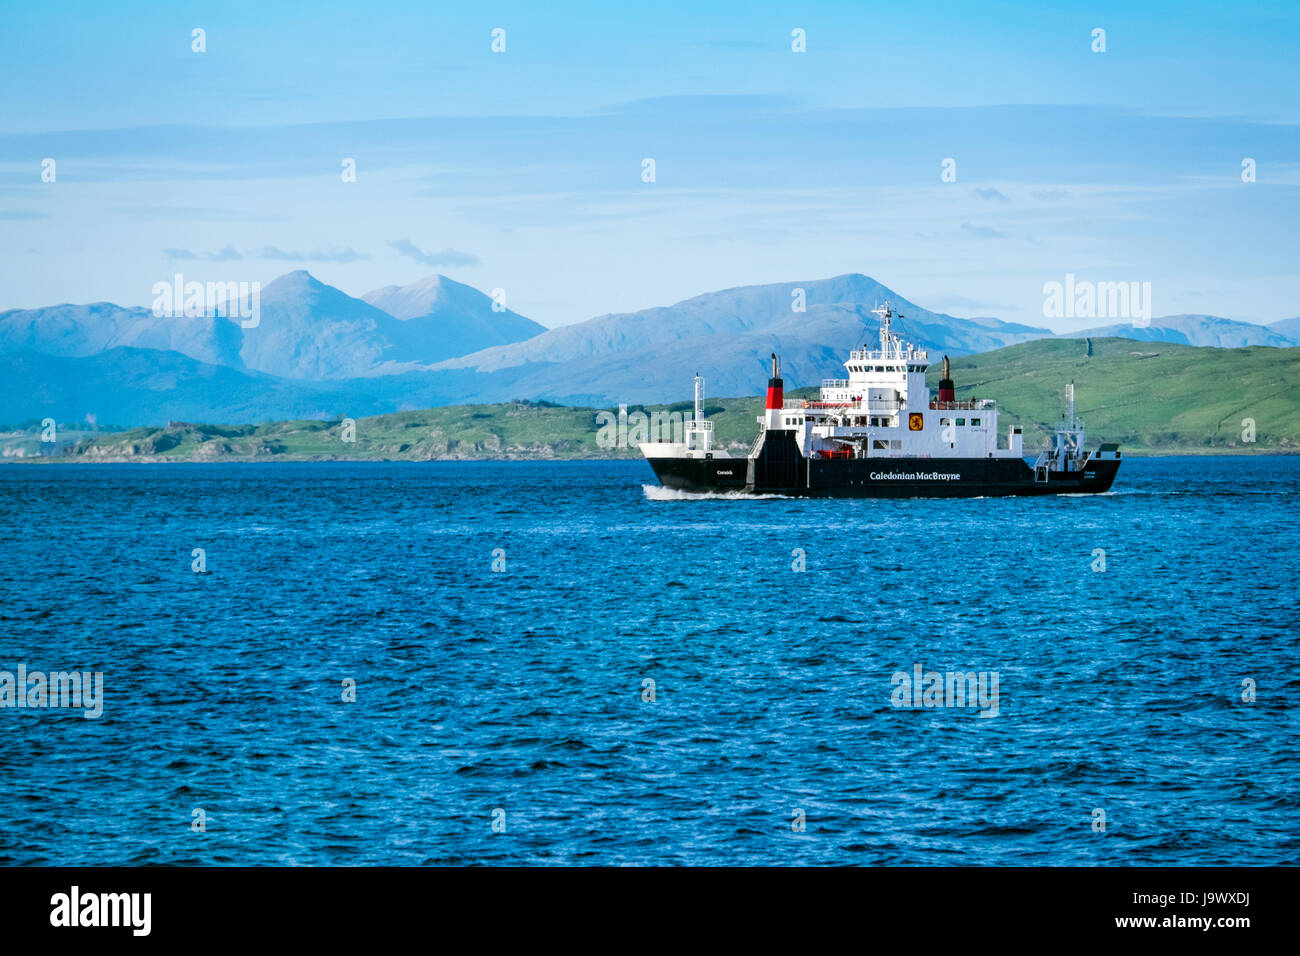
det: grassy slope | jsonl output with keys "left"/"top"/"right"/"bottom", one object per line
{"left": 943, "top": 337, "right": 1300, "bottom": 451}
{"left": 7, "top": 337, "right": 1299, "bottom": 460}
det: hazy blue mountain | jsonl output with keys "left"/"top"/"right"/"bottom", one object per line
{"left": 238, "top": 271, "right": 408, "bottom": 380}
{"left": 361, "top": 274, "right": 546, "bottom": 360}
{"left": 434, "top": 274, "right": 1053, "bottom": 374}
{"left": 0, "top": 348, "right": 390, "bottom": 427}
{"left": 1267, "top": 317, "right": 1300, "bottom": 343}
{"left": 4, "top": 271, "right": 1297, "bottom": 426}
{"left": 416, "top": 275, "right": 1057, "bottom": 404}
{"left": 0, "top": 271, "right": 550, "bottom": 385}
{"left": 1063, "top": 314, "right": 1296, "bottom": 349}
{"left": 0, "top": 301, "right": 245, "bottom": 368}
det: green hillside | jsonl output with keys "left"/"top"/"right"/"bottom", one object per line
{"left": 941, "top": 337, "right": 1300, "bottom": 452}
{"left": 4, "top": 337, "right": 1297, "bottom": 461}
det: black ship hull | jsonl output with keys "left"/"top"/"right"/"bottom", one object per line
{"left": 647, "top": 432, "right": 1120, "bottom": 498}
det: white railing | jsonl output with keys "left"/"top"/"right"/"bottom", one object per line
{"left": 929, "top": 399, "right": 997, "bottom": 410}
{"left": 785, "top": 398, "right": 903, "bottom": 411}
{"left": 848, "top": 349, "right": 929, "bottom": 362}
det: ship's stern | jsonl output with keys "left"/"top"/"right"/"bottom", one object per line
{"left": 1078, "top": 442, "right": 1122, "bottom": 492}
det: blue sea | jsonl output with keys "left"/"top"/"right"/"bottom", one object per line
{"left": 1, "top": 457, "right": 1297, "bottom": 866}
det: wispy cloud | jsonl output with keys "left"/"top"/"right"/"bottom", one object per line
{"left": 389, "top": 239, "right": 479, "bottom": 267}
{"left": 163, "top": 245, "right": 369, "bottom": 263}
{"left": 960, "top": 223, "right": 1006, "bottom": 240}
{"left": 974, "top": 187, "right": 1009, "bottom": 203}
{"left": 256, "top": 246, "right": 369, "bottom": 263}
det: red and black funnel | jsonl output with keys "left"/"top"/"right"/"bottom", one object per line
{"left": 938, "top": 355, "right": 955, "bottom": 403}
{"left": 765, "top": 353, "right": 784, "bottom": 410}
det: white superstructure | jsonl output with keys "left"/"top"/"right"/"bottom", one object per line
{"left": 767, "top": 305, "right": 1024, "bottom": 461}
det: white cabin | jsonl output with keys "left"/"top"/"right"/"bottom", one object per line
{"left": 765, "top": 305, "right": 1024, "bottom": 461}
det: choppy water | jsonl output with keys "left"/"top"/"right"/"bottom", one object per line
{"left": 1, "top": 457, "right": 1297, "bottom": 865}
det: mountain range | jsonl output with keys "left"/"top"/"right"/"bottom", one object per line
{"left": 1, "top": 271, "right": 1296, "bottom": 426}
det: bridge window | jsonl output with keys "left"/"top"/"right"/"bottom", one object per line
{"left": 971, "top": 418, "right": 981, "bottom": 426}
{"left": 957, "top": 418, "right": 965, "bottom": 426}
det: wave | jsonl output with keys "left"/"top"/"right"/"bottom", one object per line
{"left": 641, "top": 484, "right": 791, "bottom": 501}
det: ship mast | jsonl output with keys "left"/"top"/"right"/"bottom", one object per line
{"left": 871, "top": 303, "right": 891, "bottom": 356}
{"left": 870, "top": 302, "right": 906, "bottom": 358}
{"left": 686, "top": 372, "right": 713, "bottom": 454}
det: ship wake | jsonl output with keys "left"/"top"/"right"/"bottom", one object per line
{"left": 641, "top": 484, "right": 790, "bottom": 501}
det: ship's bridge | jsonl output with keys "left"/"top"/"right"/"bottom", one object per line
{"left": 814, "top": 304, "right": 930, "bottom": 410}
{"left": 766, "top": 303, "right": 1022, "bottom": 461}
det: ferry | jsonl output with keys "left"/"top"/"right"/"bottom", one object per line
{"left": 640, "top": 305, "right": 1121, "bottom": 497}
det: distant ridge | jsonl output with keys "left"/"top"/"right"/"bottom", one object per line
{"left": 10, "top": 338, "right": 1298, "bottom": 458}
{"left": 0, "top": 270, "right": 548, "bottom": 386}
{"left": 361, "top": 274, "right": 546, "bottom": 360}
{"left": 1, "top": 271, "right": 1296, "bottom": 425}
{"left": 1063, "top": 314, "right": 1295, "bottom": 349}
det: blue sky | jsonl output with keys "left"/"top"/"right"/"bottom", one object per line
{"left": 1, "top": 0, "right": 1297, "bottom": 330}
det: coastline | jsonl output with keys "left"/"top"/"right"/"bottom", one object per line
{"left": 4, "top": 447, "right": 1296, "bottom": 464}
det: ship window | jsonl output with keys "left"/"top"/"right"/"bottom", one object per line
{"left": 971, "top": 418, "right": 981, "bottom": 426}
{"left": 957, "top": 418, "right": 965, "bottom": 426}
{"left": 890, "top": 440, "right": 902, "bottom": 449}
{"left": 940, "top": 417, "right": 952, "bottom": 426}
{"left": 872, "top": 439, "right": 888, "bottom": 449}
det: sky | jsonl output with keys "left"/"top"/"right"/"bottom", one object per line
{"left": 0, "top": 0, "right": 1297, "bottom": 331}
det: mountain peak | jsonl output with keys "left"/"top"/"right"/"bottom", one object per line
{"left": 264, "top": 270, "right": 323, "bottom": 293}
{"left": 362, "top": 274, "right": 478, "bottom": 320}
